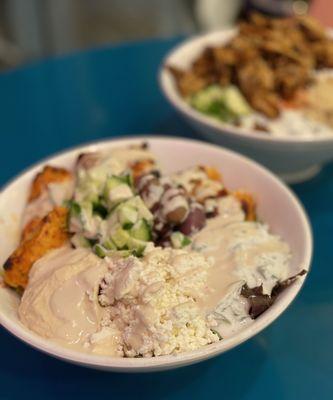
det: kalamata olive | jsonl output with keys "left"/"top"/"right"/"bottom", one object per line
{"left": 135, "top": 172, "right": 153, "bottom": 191}
{"left": 138, "top": 176, "right": 165, "bottom": 210}
{"left": 154, "top": 230, "right": 172, "bottom": 247}
{"left": 137, "top": 175, "right": 158, "bottom": 195}
{"left": 76, "top": 152, "right": 101, "bottom": 170}
{"left": 152, "top": 221, "right": 173, "bottom": 246}
{"left": 166, "top": 205, "right": 188, "bottom": 223}
{"left": 179, "top": 203, "right": 206, "bottom": 235}
{"left": 206, "top": 207, "right": 218, "bottom": 218}
{"left": 150, "top": 201, "right": 161, "bottom": 214}
{"left": 161, "top": 186, "right": 189, "bottom": 223}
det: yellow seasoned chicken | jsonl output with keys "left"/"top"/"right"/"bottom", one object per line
{"left": 233, "top": 190, "right": 257, "bottom": 221}
{"left": 3, "top": 206, "right": 69, "bottom": 290}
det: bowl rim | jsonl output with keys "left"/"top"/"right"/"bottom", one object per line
{"left": 159, "top": 28, "right": 333, "bottom": 145}
{"left": 0, "top": 136, "right": 313, "bottom": 371}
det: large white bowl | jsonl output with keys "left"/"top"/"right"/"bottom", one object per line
{"left": 159, "top": 29, "right": 333, "bottom": 183}
{"left": 0, "top": 136, "right": 312, "bottom": 372}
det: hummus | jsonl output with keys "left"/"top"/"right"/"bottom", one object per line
{"left": 19, "top": 247, "right": 112, "bottom": 352}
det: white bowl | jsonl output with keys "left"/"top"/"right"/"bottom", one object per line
{"left": 159, "top": 29, "right": 333, "bottom": 183}
{"left": 0, "top": 136, "right": 312, "bottom": 372}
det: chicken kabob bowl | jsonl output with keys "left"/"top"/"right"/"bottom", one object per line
{"left": 160, "top": 14, "right": 333, "bottom": 183}
{"left": 0, "top": 136, "right": 312, "bottom": 372}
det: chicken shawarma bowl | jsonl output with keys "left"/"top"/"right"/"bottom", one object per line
{"left": 160, "top": 14, "right": 333, "bottom": 182}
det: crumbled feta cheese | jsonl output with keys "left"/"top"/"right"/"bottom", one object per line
{"left": 96, "top": 247, "right": 219, "bottom": 357}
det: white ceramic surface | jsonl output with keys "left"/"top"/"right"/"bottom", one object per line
{"left": 0, "top": 137, "right": 312, "bottom": 372}
{"left": 159, "top": 29, "right": 333, "bottom": 183}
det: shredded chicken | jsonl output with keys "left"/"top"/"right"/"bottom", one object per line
{"left": 169, "top": 13, "right": 333, "bottom": 118}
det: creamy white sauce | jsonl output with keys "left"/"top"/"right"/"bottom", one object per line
{"left": 171, "top": 168, "right": 208, "bottom": 193}
{"left": 75, "top": 146, "right": 156, "bottom": 203}
{"left": 48, "top": 180, "right": 74, "bottom": 206}
{"left": 192, "top": 196, "right": 290, "bottom": 337}
{"left": 22, "top": 180, "right": 74, "bottom": 228}
{"left": 22, "top": 191, "right": 54, "bottom": 227}
{"left": 171, "top": 166, "right": 224, "bottom": 203}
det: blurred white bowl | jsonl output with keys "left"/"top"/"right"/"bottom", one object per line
{"left": 0, "top": 137, "right": 312, "bottom": 372}
{"left": 159, "top": 29, "right": 333, "bottom": 183}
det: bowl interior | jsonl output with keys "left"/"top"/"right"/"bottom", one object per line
{"left": 0, "top": 137, "right": 312, "bottom": 371}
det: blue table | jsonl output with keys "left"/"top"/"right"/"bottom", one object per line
{"left": 0, "top": 37, "right": 332, "bottom": 400}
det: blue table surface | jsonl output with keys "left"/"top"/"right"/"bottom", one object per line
{"left": 0, "top": 37, "right": 332, "bottom": 400}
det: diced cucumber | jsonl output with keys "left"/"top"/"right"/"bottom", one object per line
{"left": 104, "top": 174, "right": 133, "bottom": 192}
{"left": 116, "top": 249, "right": 132, "bottom": 258}
{"left": 132, "top": 248, "right": 146, "bottom": 258}
{"left": 118, "top": 204, "right": 139, "bottom": 227}
{"left": 190, "top": 85, "right": 225, "bottom": 112}
{"left": 190, "top": 84, "right": 251, "bottom": 121}
{"left": 205, "top": 101, "right": 235, "bottom": 121}
{"left": 223, "top": 85, "right": 251, "bottom": 116}
{"left": 104, "top": 184, "right": 133, "bottom": 208}
{"left": 170, "top": 231, "right": 191, "bottom": 249}
{"left": 105, "top": 175, "right": 127, "bottom": 191}
{"left": 125, "top": 196, "right": 153, "bottom": 222}
{"left": 130, "top": 219, "right": 152, "bottom": 242}
{"left": 69, "top": 201, "right": 95, "bottom": 234}
{"left": 111, "top": 227, "right": 130, "bottom": 248}
{"left": 94, "top": 243, "right": 132, "bottom": 258}
{"left": 94, "top": 244, "right": 107, "bottom": 258}
{"left": 103, "top": 238, "right": 117, "bottom": 250}
{"left": 122, "top": 172, "right": 134, "bottom": 188}
{"left": 127, "top": 237, "right": 147, "bottom": 256}
{"left": 76, "top": 173, "right": 100, "bottom": 203}
{"left": 103, "top": 176, "right": 133, "bottom": 208}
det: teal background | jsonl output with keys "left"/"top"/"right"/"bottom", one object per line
{"left": 0, "top": 37, "right": 332, "bottom": 400}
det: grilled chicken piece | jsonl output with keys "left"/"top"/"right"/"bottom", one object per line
{"left": 192, "top": 47, "right": 217, "bottom": 77}
{"left": 237, "top": 61, "right": 279, "bottom": 118}
{"left": 274, "top": 63, "right": 311, "bottom": 99}
{"left": 168, "top": 66, "right": 209, "bottom": 97}
{"left": 233, "top": 191, "right": 257, "bottom": 221}
{"left": 22, "top": 165, "right": 73, "bottom": 241}
{"left": 28, "top": 166, "right": 72, "bottom": 202}
{"left": 130, "top": 159, "right": 157, "bottom": 180}
{"left": 3, "top": 207, "right": 69, "bottom": 290}
{"left": 311, "top": 40, "right": 333, "bottom": 68}
{"left": 238, "top": 59, "right": 275, "bottom": 93}
{"left": 297, "top": 16, "right": 326, "bottom": 41}
{"left": 248, "top": 91, "right": 280, "bottom": 119}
